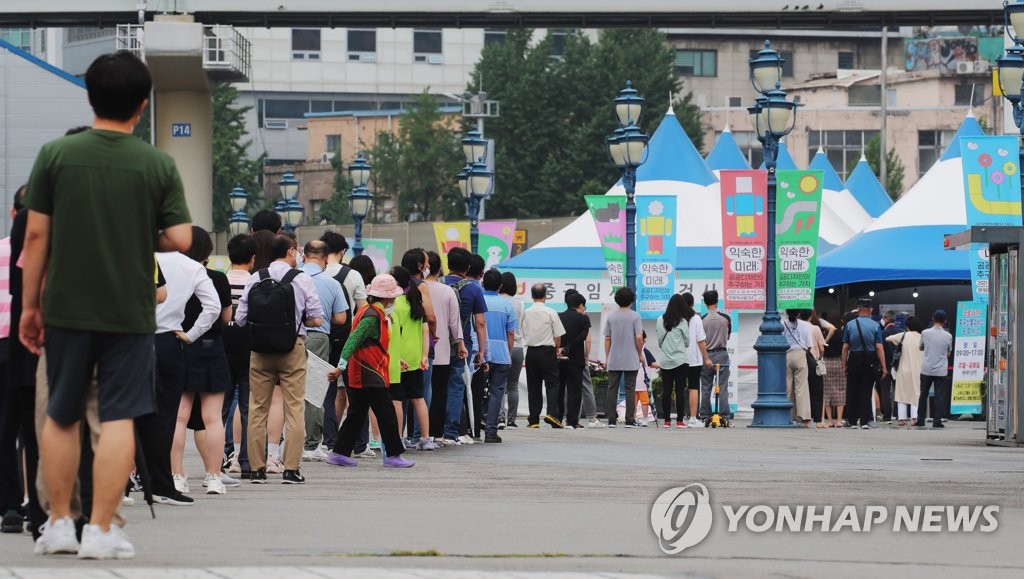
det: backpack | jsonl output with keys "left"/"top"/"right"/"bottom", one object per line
{"left": 445, "top": 277, "right": 473, "bottom": 347}
{"left": 246, "top": 268, "right": 302, "bottom": 354}
{"left": 329, "top": 265, "right": 355, "bottom": 348}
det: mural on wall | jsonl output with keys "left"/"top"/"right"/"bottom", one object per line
{"left": 904, "top": 37, "right": 981, "bottom": 74}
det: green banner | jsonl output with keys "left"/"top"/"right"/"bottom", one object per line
{"left": 585, "top": 195, "right": 627, "bottom": 288}
{"left": 775, "top": 170, "right": 823, "bottom": 310}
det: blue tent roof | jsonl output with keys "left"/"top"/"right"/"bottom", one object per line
{"left": 808, "top": 149, "right": 845, "bottom": 192}
{"left": 845, "top": 157, "right": 893, "bottom": 218}
{"left": 759, "top": 141, "right": 797, "bottom": 170}
{"left": 705, "top": 129, "right": 750, "bottom": 171}
{"left": 939, "top": 113, "right": 983, "bottom": 162}
{"left": 632, "top": 109, "right": 717, "bottom": 186}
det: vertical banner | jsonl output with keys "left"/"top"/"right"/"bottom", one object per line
{"left": 969, "top": 243, "right": 990, "bottom": 304}
{"left": 344, "top": 239, "right": 393, "bottom": 274}
{"left": 432, "top": 222, "right": 470, "bottom": 273}
{"left": 775, "top": 170, "right": 823, "bottom": 311}
{"left": 960, "top": 136, "right": 1023, "bottom": 227}
{"left": 478, "top": 220, "right": 517, "bottom": 268}
{"left": 585, "top": 195, "right": 627, "bottom": 289}
{"left": 720, "top": 170, "right": 768, "bottom": 311}
{"left": 951, "top": 300, "right": 986, "bottom": 415}
{"left": 636, "top": 196, "right": 677, "bottom": 319}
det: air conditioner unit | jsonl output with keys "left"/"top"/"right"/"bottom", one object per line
{"left": 264, "top": 119, "right": 288, "bottom": 130}
{"left": 974, "top": 60, "right": 989, "bottom": 73}
{"left": 427, "top": 54, "right": 444, "bottom": 65}
{"left": 320, "top": 152, "right": 332, "bottom": 163}
{"left": 955, "top": 61, "right": 973, "bottom": 74}
{"left": 361, "top": 53, "right": 377, "bottom": 63}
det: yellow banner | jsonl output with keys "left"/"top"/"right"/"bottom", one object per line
{"left": 433, "top": 222, "right": 470, "bottom": 273}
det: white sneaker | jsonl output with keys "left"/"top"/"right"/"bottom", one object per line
{"left": 173, "top": 474, "right": 190, "bottom": 495}
{"left": 220, "top": 473, "right": 242, "bottom": 487}
{"left": 226, "top": 456, "right": 241, "bottom": 474}
{"left": 588, "top": 419, "right": 606, "bottom": 428}
{"left": 687, "top": 417, "right": 704, "bottom": 428}
{"left": 204, "top": 474, "right": 226, "bottom": 495}
{"left": 354, "top": 448, "right": 377, "bottom": 458}
{"left": 33, "top": 517, "right": 79, "bottom": 555}
{"left": 77, "top": 524, "right": 134, "bottom": 560}
{"left": 302, "top": 449, "right": 323, "bottom": 462}
{"left": 266, "top": 455, "right": 284, "bottom": 474}
{"left": 121, "top": 496, "right": 135, "bottom": 507}
{"left": 312, "top": 447, "right": 329, "bottom": 461}
{"left": 457, "top": 435, "right": 475, "bottom": 445}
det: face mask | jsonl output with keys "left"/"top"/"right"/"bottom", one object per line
{"left": 422, "top": 267, "right": 430, "bottom": 278}
{"left": 295, "top": 253, "right": 304, "bottom": 268}
{"left": 384, "top": 305, "right": 396, "bottom": 315}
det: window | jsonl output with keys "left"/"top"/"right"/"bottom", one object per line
{"left": 310, "top": 100, "right": 333, "bottom": 113}
{"left": 291, "top": 29, "right": 321, "bottom": 60}
{"left": 749, "top": 49, "right": 794, "bottom": 78}
{"left": 484, "top": 28, "right": 506, "bottom": 47}
{"left": 848, "top": 85, "right": 882, "bottom": 106}
{"left": 727, "top": 131, "right": 764, "bottom": 169}
{"left": 918, "top": 130, "right": 956, "bottom": 174}
{"left": 263, "top": 99, "right": 310, "bottom": 120}
{"left": 728, "top": 96, "right": 743, "bottom": 108}
{"left": 347, "top": 29, "right": 376, "bottom": 60}
{"left": 837, "top": 51, "right": 855, "bottom": 69}
{"left": 954, "top": 84, "right": 985, "bottom": 106}
{"left": 0, "top": 28, "right": 32, "bottom": 51}
{"left": 325, "top": 135, "right": 341, "bottom": 155}
{"left": 675, "top": 49, "right": 717, "bottom": 77}
{"left": 65, "top": 27, "right": 114, "bottom": 44}
{"left": 808, "top": 130, "right": 879, "bottom": 180}
{"left": 413, "top": 29, "right": 443, "bottom": 57}
{"left": 550, "top": 29, "right": 568, "bottom": 59}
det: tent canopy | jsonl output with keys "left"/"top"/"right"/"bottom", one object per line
{"left": 845, "top": 155, "right": 894, "bottom": 218}
{"left": 808, "top": 149, "right": 874, "bottom": 250}
{"left": 706, "top": 127, "right": 751, "bottom": 172}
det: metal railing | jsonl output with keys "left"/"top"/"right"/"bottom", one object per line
{"left": 115, "top": 23, "right": 250, "bottom": 81}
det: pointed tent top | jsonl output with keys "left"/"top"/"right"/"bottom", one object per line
{"left": 860, "top": 151, "right": 867, "bottom": 162}
{"left": 845, "top": 157, "right": 893, "bottom": 218}
{"left": 722, "top": 123, "right": 731, "bottom": 133}
{"left": 666, "top": 103, "right": 676, "bottom": 116}
{"left": 636, "top": 111, "right": 716, "bottom": 186}
{"left": 758, "top": 140, "right": 798, "bottom": 171}
{"left": 706, "top": 129, "right": 750, "bottom": 171}
{"left": 938, "top": 113, "right": 985, "bottom": 162}
{"left": 808, "top": 150, "right": 846, "bottom": 192}
{"left": 816, "top": 145, "right": 824, "bottom": 155}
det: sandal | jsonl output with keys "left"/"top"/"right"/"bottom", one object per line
{"left": 898, "top": 419, "right": 906, "bottom": 427}
{"left": 816, "top": 423, "right": 826, "bottom": 429}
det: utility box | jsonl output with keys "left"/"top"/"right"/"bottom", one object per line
{"left": 945, "top": 226, "right": 1024, "bottom": 446}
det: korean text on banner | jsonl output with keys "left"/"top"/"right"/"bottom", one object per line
{"left": 720, "top": 170, "right": 768, "bottom": 311}
{"left": 775, "top": 170, "right": 823, "bottom": 311}
{"left": 478, "top": 220, "right": 517, "bottom": 268}
{"left": 432, "top": 222, "right": 470, "bottom": 272}
{"left": 960, "top": 136, "right": 1023, "bottom": 227}
{"left": 636, "top": 196, "right": 677, "bottom": 319}
{"left": 951, "top": 300, "right": 986, "bottom": 415}
{"left": 969, "top": 243, "right": 990, "bottom": 304}
{"left": 585, "top": 195, "right": 627, "bottom": 289}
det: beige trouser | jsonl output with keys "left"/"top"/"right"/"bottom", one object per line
{"left": 785, "top": 348, "right": 812, "bottom": 422}
{"left": 34, "top": 349, "right": 126, "bottom": 527}
{"left": 248, "top": 338, "right": 307, "bottom": 472}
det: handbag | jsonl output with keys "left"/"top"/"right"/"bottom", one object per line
{"left": 784, "top": 321, "right": 824, "bottom": 376}
{"left": 854, "top": 319, "right": 883, "bottom": 380}
{"left": 892, "top": 334, "right": 905, "bottom": 371}
{"left": 814, "top": 356, "right": 827, "bottom": 377}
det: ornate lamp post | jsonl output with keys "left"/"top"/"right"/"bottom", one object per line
{"left": 605, "top": 81, "right": 649, "bottom": 301}
{"left": 348, "top": 153, "right": 374, "bottom": 257}
{"left": 275, "top": 171, "right": 303, "bottom": 232}
{"left": 227, "top": 183, "right": 250, "bottom": 236}
{"left": 999, "top": 2, "right": 1024, "bottom": 135}
{"left": 459, "top": 125, "right": 494, "bottom": 254}
{"left": 747, "top": 40, "right": 800, "bottom": 428}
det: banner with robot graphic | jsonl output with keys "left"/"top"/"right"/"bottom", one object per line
{"left": 720, "top": 170, "right": 768, "bottom": 312}
{"left": 775, "top": 170, "right": 823, "bottom": 311}
{"left": 959, "top": 136, "right": 1022, "bottom": 227}
{"left": 585, "top": 195, "right": 627, "bottom": 289}
{"left": 636, "top": 196, "right": 677, "bottom": 319}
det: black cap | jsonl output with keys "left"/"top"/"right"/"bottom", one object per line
{"left": 857, "top": 298, "right": 874, "bottom": 309}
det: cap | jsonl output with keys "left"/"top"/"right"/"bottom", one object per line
{"left": 857, "top": 298, "right": 873, "bottom": 309}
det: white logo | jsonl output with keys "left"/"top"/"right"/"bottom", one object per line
{"left": 650, "top": 483, "right": 713, "bottom": 554}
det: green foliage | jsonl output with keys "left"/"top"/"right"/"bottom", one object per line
{"left": 467, "top": 28, "right": 700, "bottom": 219}
{"left": 313, "top": 150, "right": 355, "bottom": 225}
{"left": 365, "top": 91, "right": 464, "bottom": 221}
{"left": 132, "top": 103, "right": 151, "bottom": 143}
{"left": 849, "top": 134, "right": 905, "bottom": 201}
{"left": 212, "top": 84, "right": 266, "bottom": 230}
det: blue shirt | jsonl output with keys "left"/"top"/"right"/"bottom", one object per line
{"left": 842, "top": 316, "right": 882, "bottom": 352}
{"left": 482, "top": 291, "right": 517, "bottom": 365}
{"left": 443, "top": 274, "right": 487, "bottom": 352}
{"left": 301, "top": 263, "right": 348, "bottom": 334}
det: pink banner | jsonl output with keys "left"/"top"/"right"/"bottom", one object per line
{"left": 720, "top": 170, "right": 768, "bottom": 311}
{"left": 477, "top": 220, "right": 517, "bottom": 268}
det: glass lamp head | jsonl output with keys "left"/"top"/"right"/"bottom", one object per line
{"left": 750, "top": 39, "right": 784, "bottom": 94}
{"left": 614, "top": 80, "right": 645, "bottom": 127}
{"left": 278, "top": 171, "right": 299, "bottom": 201}
{"left": 348, "top": 153, "right": 372, "bottom": 188}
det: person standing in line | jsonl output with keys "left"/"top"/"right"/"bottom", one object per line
{"left": 656, "top": 294, "right": 690, "bottom": 428}
{"left": 782, "top": 309, "right": 814, "bottom": 427}
{"left": 886, "top": 316, "right": 924, "bottom": 426}
{"left": 326, "top": 275, "right": 414, "bottom": 468}
{"left": 841, "top": 299, "right": 888, "bottom": 429}
{"left": 498, "top": 272, "right": 525, "bottom": 429}
{"left": 698, "top": 290, "right": 730, "bottom": 421}
{"left": 424, "top": 251, "right": 468, "bottom": 440}
{"left": 603, "top": 287, "right": 644, "bottom": 428}
{"left": 821, "top": 311, "right": 847, "bottom": 428}
{"left": 480, "top": 269, "right": 517, "bottom": 442}
{"left": 21, "top": 51, "right": 192, "bottom": 559}
{"left": 579, "top": 321, "right": 603, "bottom": 428}
{"left": 800, "top": 310, "right": 827, "bottom": 428}
{"left": 299, "top": 241, "right": 348, "bottom": 462}
{"left": 521, "top": 284, "right": 565, "bottom": 428}
{"left": 400, "top": 248, "right": 437, "bottom": 441}
{"left": 918, "top": 309, "right": 953, "bottom": 428}
{"left": 222, "top": 234, "right": 257, "bottom": 476}
{"left": 441, "top": 248, "right": 487, "bottom": 444}
{"left": 236, "top": 235, "right": 324, "bottom": 484}
{"left": 387, "top": 266, "right": 434, "bottom": 450}
{"left": 556, "top": 291, "right": 590, "bottom": 430}
{"left": 877, "top": 309, "right": 899, "bottom": 424}
{"left": 681, "top": 293, "right": 712, "bottom": 427}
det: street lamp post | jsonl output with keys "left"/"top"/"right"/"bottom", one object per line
{"left": 459, "top": 125, "right": 493, "bottom": 254}
{"left": 605, "top": 81, "right": 649, "bottom": 302}
{"left": 348, "top": 153, "right": 374, "bottom": 257}
{"left": 227, "top": 183, "right": 250, "bottom": 236}
{"left": 998, "top": 1, "right": 1024, "bottom": 198}
{"left": 276, "top": 171, "right": 304, "bottom": 232}
{"left": 747, "top": 40, "right": 800, "bottom": 428}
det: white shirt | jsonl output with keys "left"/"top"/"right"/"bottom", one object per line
{"left": 782, "top": 318, "right": 815, "bottom": 351}
{"left": 325, "top": 263, "right": 368, "bottom": 305}
{"left": 687, "top": 315, "right": 707, "bottom": 365}
{"left": 155, "top": 252, "right": 220, "bottom": 343}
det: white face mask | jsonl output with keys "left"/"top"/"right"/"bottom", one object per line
{"left": 384, "top": 305, "right": 396, "bottom": 315}
{"left": 422, "top": 266, "right": 430, "bottom": 278}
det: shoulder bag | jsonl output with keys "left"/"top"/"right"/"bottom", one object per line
{"left": 891, "top": 333, "right": 905, "bottom": 371}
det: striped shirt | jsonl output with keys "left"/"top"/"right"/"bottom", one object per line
{"left": 226, "top": 269, "right": 250, "bottom": 307}
{"left": 0, "top": 238, "right": 9, "bottom": 339}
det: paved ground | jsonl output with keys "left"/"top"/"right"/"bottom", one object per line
{"left": 1, "top": 419, "right": 1022, "bottom": 578}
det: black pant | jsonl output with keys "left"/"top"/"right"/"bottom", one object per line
{"left": 808, "top": 365, "right": 824, "bottom": 424}
{"left": 660, "top": 365, "right": 686, "bottom": 423}
{"left": 846, "top": 353, "right": 877, "bottom": 426}
{"left": 333, "top": 387, "right": 404, "bottom": 457}
{"left": 470, "top": 366, "right": 488, "bottom": 438}
{"left": 428, "top": 364, "right": 451, "bottom": 439}
{"left": 154, "top": 333, "right": 186, "bottom": 443}
{"left": 134, "top": 412, "right": 177, "bottom": 496}
{"left": 525, "top": 346, "right": 559, "bottom": 425}
{"left": 875, "top": 375, "right": 893, "bottom": 421}
{"left": 918, "top": 374, "right": 951, "bottom": 424}
{"left": 0, "top": 339, "right": 19, "bottom": 513}
{"left": 557, "top": 361, "right": 583, "bottom": 427}
{"left": 221, "top": 355, "right": 250, "bottom": 470}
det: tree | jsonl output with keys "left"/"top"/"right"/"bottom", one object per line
{"left": 313, "top": 150, "right": 354, "bottom": 225}
{"left": 212, "top": 83, "right": 265, "bottom": 230}
{"left": 850, "top": 134, "right": 905, "bottom": 201}
{"left": 365, "top": 91, "right": 464, "bottom": 221}
{"left": 466, "top": 28, "right": 700, "bottom": 218}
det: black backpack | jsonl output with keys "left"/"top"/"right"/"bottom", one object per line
{"left": 246, "top": 268, "right": 301, "bottom": 354}
{"left": 445, "top": 277, "right": 473, "bottom": 347}
{"left": 329, "top": 265, "right": 355, "bottom": 349}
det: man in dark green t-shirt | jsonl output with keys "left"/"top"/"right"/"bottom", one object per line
{"left": 20, "top": 51, "right": 192, "bottom": 560}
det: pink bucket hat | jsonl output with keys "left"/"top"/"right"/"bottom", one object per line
{"left": 366, "top": 274, "right": 404, "bottom": 299}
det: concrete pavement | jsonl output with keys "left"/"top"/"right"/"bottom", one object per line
{"left": 1, "top": 419, "right": 1021, "bottom": 578}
